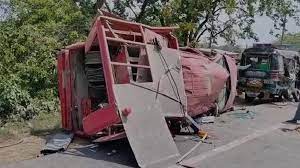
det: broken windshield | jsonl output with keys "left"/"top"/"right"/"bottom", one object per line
{"left": 243, "top": 54, "right": 279, "bottom": 71}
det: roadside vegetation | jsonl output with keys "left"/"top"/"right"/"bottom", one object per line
{"left": 0, "top": 0, "right": 90, "bottom": 134}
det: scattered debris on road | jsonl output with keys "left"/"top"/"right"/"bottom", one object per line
{"left": 196, "top": 116, "right": 215, "bottom": 124}
{"left": 228, "top": 111, "right": 256, "bottom": 120}
{"left": 40, "top": 132, "right": 74, "bottom": 155}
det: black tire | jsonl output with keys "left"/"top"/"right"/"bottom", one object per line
{"left": 245, "top": 94, "right": 255, "bottom": 103}
{"left": 168, "top": 120, "right": 182, "bottom": 135}
{"left": 273, "top": 95, "right": 283, "bottom": 102}
{"left": 292, "top": 91, "right": 300, "bottom": 102}
{"left": 282, "top": 90, "right": 290, "bottom": 101}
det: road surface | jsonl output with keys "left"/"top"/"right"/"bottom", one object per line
{"left": 1, "top": 102, "right": 299, "bottom": 168}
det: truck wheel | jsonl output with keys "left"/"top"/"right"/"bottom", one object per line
{"left": 272, "top": 95, "right": 283, "bottom": 102}
{"left": 292, "top": 91, "right": 300, "bottom": 102}
{"left": 245, "top": 94, "right": 255, "bottom": 103}
{"left": 282, "top": 90, "right": 290, "bottom": 101}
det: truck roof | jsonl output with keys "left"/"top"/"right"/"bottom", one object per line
{"left": 243, "top": 47, "right": 300, "bottom": 59}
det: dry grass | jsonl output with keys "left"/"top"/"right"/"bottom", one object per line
{"left": 0, "top": 112, "right": 61, "bottom": 165}
{"left": 0, "top": 112, "right": 61, "bottom": 139}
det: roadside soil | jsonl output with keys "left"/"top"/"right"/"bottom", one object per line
{"left": 0, "top": 112, "right": 60, "bottom": 165}
{"left": 0, "top": 136, "right": 45, "bottom": 165}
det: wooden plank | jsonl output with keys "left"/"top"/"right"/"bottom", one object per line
{"left": 105, "top": 28, "right": 142, "bottom": 36}
{"left": 106, "top": 37, "right": 146, "bottom": 46}
{"left": 111, "top": 62, "right": 150, "bottom": 69}
{"left": 100, "top": 16, "right": 177, "bottom": 32}
{"left": 124, "top": 46, "right": 134, "bottom": 81}
{"left": 128, "top": 57, "right": 140, "bottom": 62}
{"left": 85, "top": 23, "right": 97, "bottom": 53}
{"left": 64, "top": 50, "right": 73, "bottom": 130}
{"left": 57, "top": 51, "right": 67, "bottom": 129}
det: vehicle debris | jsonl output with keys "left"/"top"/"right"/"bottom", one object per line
{"left": 238, "top": 43, "right": 300, "bottom": 102}
{"left": 107, "top": 149, "right": 117, "bottom": 156}
{"left": 196, "top": 116, "right": 215, "bottom": 124}
{"left": 228, "top": 111, "right": 256, "bottom": 120}
{"left": 180, "top": 47, "right": 237, "bottom": 117}
{"left": 177, "top": 131, "right": 208, "bottom": 164}
{"left": 57, "top": 12, "right": 186, "bottom": 167}
{"left": 57, "top": 11, "right": 237, "bottom": 168}
{"left": 40, "top": 132, "right": 74, "bottom": 155}
{"left": 292, "top": 102, "right": 300, "bottom": 123}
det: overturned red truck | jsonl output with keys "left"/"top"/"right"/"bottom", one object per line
{"left": 57, "top": 13, "right": 237, "bottom": 167}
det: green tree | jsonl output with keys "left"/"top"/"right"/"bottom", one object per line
{"left": 104, "top": 0, "right": 300, "bottom": 46}
{"left": 263, "top": 0, "right": 300, "bottom": 44}
{"left": 0, "top": 0, "right": 89, "bottom": 125}
{"left": 275, "top": 32, "right": 300, "bottom": 49}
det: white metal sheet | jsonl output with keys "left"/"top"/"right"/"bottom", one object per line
{"left": 113, "top": 84, "right": 180, "bottom": 168}
{"left": 146, "top": 45, "right": 187, "bottom": 117}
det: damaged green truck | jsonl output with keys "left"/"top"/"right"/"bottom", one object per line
{"left": 238, "top": 44, "right": 300, "bottom": 102}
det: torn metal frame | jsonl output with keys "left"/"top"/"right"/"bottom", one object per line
{"left": 58, "top": 14, "right": 186, "bottom": 140}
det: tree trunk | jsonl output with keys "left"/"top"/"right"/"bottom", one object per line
{"left": 280, "top": 16, "right": 287, "bottom": 45}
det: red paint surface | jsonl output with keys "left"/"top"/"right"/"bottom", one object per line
{"left": 121, "top": 108, "right": 132, "bottom": 117}
{"left": 58, "top": 15, "right": 185, "bottom": 138}
{"left": 57, "top": 52, "right": 67, "bottom": 129}
{"left": 64, "top": 50, "right": 73, "bottom": 130}
{"left": 83, "top": 105, "right": 120, "bottom": 135}
{"left": 181, "top": 51, "right": 230, "bottom": 116}
{"left": 223, "top": 55, "right": 238, "bottom": 111}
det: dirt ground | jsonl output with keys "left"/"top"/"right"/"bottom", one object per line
{"left": 0, "top": 134, "right": 90, "bottom": 165}
{"left": 0, "top": 112, "right": 60, "bottom": 165}
{"left": 0, "top": 136, "right": 45, "bottom": 165}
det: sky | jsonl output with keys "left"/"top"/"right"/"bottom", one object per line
{"left": 238, "top": 16, "right": 300, "bottom": 48}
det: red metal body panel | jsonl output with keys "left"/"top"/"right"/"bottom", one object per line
{"left": 83, "top": 105, "right": 119, "bottom": 135}
{"left": 181, "top": 51, "right": 229, "bottom": 116}
{"left": 57, "top": 52, "right": 68, "bottom": 129}
{"left": 223, "top": 55, "right": 238, "bottom": 111}
{"left": 85, "top": 24, "right": 97, "bottom": 53}
{"left": 93, "top": 132, "right": 126, "bottom": 143}
{"left": 179, "top": 47, "right": 238, "bottom": 116}
{"left": 57, "top": 15, "right": 198, "bottom": 141}
{"left": 81, "top": 16, "right": 179, "bottom": 135}
{"left": 64, "top": 50, "right": 72, "bottom": 130}
{"left": 82, "top": 18, "right": 121, "bottom": 135}
{"left": 96, "top": 18, "right": 120, "bottom": 104}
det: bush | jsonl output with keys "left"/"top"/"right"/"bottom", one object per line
{"left": 0, "top": 0, "right": 88, "bottom": 125}
{"left": 0, "top": 76, "right": 59, "bottom": 126}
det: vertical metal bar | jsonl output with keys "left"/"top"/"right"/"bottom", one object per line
{"left": 139, "top": 25, "right": 146, "bottom": 44}
{"left": 96, "top": 18, "right": 116, "bottom": 105}
{"left": 85, "top": 24, "right": 97, "bottom": 53}
{"left": 64, "top": 50, "right": 72, "bottom": 130}
{"left": 124, "top": 45, "right": 134, "bottom": 82}
{"left": 57, "top": 52, "right": 66, "bottom": 129}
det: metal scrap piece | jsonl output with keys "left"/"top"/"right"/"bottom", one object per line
{"left": 41, "top": 132, "right": 74, "bottom": 155}
{"left": 113, "top": 84, "right": 180, "bottom": 168}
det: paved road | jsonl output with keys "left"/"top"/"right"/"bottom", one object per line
{"left": 1, "top": 102, "right": 299, "bottom": 168}
{"left": 197, "top": 129, "right": 300, "bottom": 168}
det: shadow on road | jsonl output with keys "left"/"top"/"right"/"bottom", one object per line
{"left": 62, "top": 138, "right": 138, "bottom": 168}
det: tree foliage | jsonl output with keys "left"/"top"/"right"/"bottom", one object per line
{"left": 262, "top": 0, "right": 300, "bottom": 43}
{"left": 0, "top": 0, "right": 89, "bottom": 125}
{"left": 103, "top": 0, "right": 300, "bottom": 46}
{"left": 275, "top": 32, "right": 300, "bottom": 49}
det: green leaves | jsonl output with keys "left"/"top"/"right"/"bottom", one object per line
{"left": 0, "top": 0, "right": 88, "bottom": 124}
{"left": 276, "top": 32, "right": 300, "bottom": 48}
{"left": 107, "top": 0, "right": 299, "bottom": 46}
